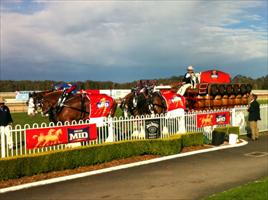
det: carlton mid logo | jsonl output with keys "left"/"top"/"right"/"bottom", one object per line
{"left": 68, "top": 127, "right": 90, "bottom": 142}
{"left": 97, "top": 98, "right": 110, "bottom": 108}
{"left": 197, "top": 112, "right": 230, "bottom": 128}
{"left": 26, "top": 124, "right": 97, "bottom": 149}
{"left": 216, "top": 114, "right": 227, "bottom": 124}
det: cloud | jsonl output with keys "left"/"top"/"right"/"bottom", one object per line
{"left": 1, "top": 1, "right": 267, "bottom": 82}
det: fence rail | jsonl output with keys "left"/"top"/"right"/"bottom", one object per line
{"left": 1, "top": 105, "right": 267, "bottom": 158}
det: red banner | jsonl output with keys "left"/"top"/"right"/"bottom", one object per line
{"left": 26, "top": 124, "right": 97, "bottom": 149}
{"left": 197, "top": 111, "right": 230, "bottom": 128}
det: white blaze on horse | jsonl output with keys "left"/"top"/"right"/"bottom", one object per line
{"left": 27, "top": 90, "right": 54, "bottom": 116}
{"left": 27, "top": 97, "right": 35, "bottom": 116}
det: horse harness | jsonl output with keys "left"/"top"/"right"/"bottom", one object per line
{"left": 54, "top": 92, "right": 90, "bottom": 119}
{"left": 132, "top": 86, "right": 167, "bottom": 114}
{"left": 148, "top": 91, "right": 167, "bottom": 112}
{"left": 30, "top": 90, "right": 54, "bottom": 113}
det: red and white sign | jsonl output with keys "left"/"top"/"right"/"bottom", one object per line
{"left": 197, "top": 111, "right": 230, "bottom": 128}
{"left": 88, "top": 93, "right": 115, "bottom": 118}
{"left": 160, "top": 90, "right": 186, "bottom": 111}
{"left": 26, "top": 124, "right": 97, "bottom": 149}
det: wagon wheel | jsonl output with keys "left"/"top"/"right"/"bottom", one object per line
{"left": 240, "top": 84, "right": 247, "bottom": 95}
{"left": 218, "top": 85, "right": 226, "bottom": 95}
{"left": 210, "top": 84, "right": 218, "bottom": 96}
{"left": 246, "top": 84, "right": 252, "bottom": 94}
{"left": 226, "top": 85, "right": 234, "bottom": 95}
{"left": 233, "top": 84, "right": 240, "bottom": 95}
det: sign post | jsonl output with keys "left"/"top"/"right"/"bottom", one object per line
{"left": 106, "top": 117, "right": 114, "bottom": 142}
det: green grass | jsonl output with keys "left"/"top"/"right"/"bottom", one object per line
{"left": 11, "top": 113, "right": 50, "bottom": 127}
{"left": 203, "top": 176, "right": 268, "bottom": 200}
{"left": 11, "top": 107, "right": 124, "bottom": 127}
{"left": 258, "top": 99, "right": 268, "bottom": 105}
{"left": 114, "top": 107, "right": 123, "bottom": 118}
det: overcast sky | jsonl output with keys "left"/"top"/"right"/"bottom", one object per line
{"left": 0, "top": 0, "right": 267, "bottom": 83}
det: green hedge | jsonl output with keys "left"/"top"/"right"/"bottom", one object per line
{"left": 214, "top": 126, "right": 240, "bottom": 136}
{"left": 0, "top": 132, "right": 205, "bottom": 181}
{"left": 181, "top": 132, "right": 204, "bottom": 147}
{"left": 0, "top": 137, "right": 182, "bottom": 180}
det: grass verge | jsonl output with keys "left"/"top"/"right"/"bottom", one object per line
{"left": 11, "top": 112, "right": 49, "bottom": 127}
{"left": 203, "top": 176, "right": 268, "bottom": 200}
{"left": 11, "top": 109, "right": 123, "bottom": 127}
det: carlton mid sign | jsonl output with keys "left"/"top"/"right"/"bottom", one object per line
{"left": 26, "top": 124, "right": 97, "bottom": 149}
{"left": 197, "top": 112, "right": 230, "bottom": 128}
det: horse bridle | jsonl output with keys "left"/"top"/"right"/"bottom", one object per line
{"left": 29, "top": 90, "right": 54, "bottom": 114}
{"left": 28, "top": 96, "right": 43, "bottom": 114}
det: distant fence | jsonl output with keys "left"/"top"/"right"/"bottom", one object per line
{"left": 252, "top": 90, "right": 268, "bottom": 100}
{"left": 0, "top": 92, "right": 16, "bottom": 98}
{"left": 5, "top": 101, "right": 28, "bottom": 113}
{"left": 1, "top": 105, "right": 267, "bottom": 159}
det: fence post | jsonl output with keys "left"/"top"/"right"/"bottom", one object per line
{"left": 178, "top": 109, "right": 186, "bottom": 133}
{"left": 0, "top": 127, "right": 6, "bottom": 158}
{"left": 105, "top": 117, "right": 114, "bottom": 142}
{"left": 231, "top": 107, "right": 236, "bottom": 126}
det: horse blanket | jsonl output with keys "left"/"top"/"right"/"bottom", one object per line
{"left": 160, "top": 90, "right": 186, "bottom": 111}
{"left": 84, "top": 92, "right": 115, "bottom": 118}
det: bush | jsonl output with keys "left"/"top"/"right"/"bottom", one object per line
{"left": 181, "top": 132, "right": 204, "bottom": 147}
{"left": 212, "top": 126, "right": 240, "bottom": 145}
{"left": 0, "top": 138, "right": 182, "bottom": 181}
{"left": 226, "top": 126, "right": 240, "bottom": 135}
{"left": 0, "top": 132, "right": 204, "bottom": 181}
{"left": 214, "top": 126, "right": 240, "bottom": 136}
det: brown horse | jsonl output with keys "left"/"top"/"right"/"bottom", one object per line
{"left": 41, "top": 91, "right": 117, "bottom": 123}
{"left": 120, "top": 91, "right": 150, "bottom": 117}
{"left": 27, "top": 90, "right": 54, "bottom": 116}
{"left": 148, "top": 92, "right": 167, "bottom": 115}
{"left": 120, "top": 90, "right": 166, "bottom": 117}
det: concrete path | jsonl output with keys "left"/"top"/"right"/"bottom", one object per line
{"left": 0, "top": 135, "right": 267, "bottom": 200}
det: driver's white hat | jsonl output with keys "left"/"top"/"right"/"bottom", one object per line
{"left": 187, "top": 65, "right": 194, "bottom": 71}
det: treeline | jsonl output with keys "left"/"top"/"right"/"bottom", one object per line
{"left": 231, "top": 75, "right": 268, "bottom": 90}
{"left": 0, "top": 74, "right": 267, "bottom": 92}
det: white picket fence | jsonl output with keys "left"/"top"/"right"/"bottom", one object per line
{"left": 1, "top": 105, "right": 267, "bottom": 158}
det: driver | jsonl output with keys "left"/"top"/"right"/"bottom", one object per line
{"left": 183, "top": 65, "right": 197, "bottom": 88}
{"left": 57, "top": 84, "right": 77, "bottom": 108}
{"left": 177, "top": 65, "right": 198, "bottom": 96}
